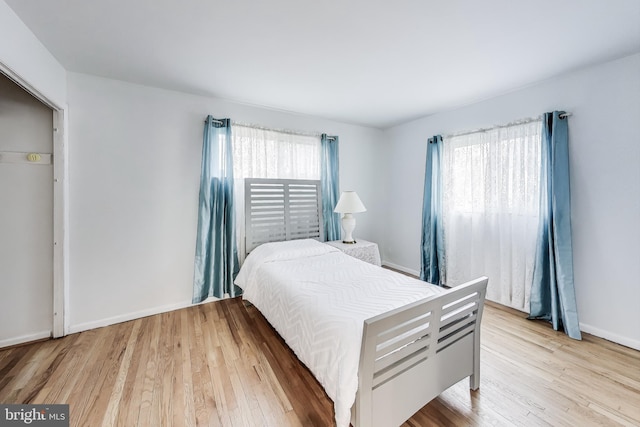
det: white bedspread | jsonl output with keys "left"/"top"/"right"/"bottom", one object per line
{"left": 235, "top": 239, "right": 444, "bottom": 427}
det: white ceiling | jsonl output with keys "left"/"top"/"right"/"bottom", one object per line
{"left": 6, "top": 0, "right": 640, "bottom": 128}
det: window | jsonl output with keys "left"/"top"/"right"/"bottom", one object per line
{"left": 232, "top": 125, "right": 321, "bottom": 180}
{"left": 231, "top": 124, "right": 322, "bottom": 258}
{"left": 442, "top": 120, "right": 542, "bottom": 311}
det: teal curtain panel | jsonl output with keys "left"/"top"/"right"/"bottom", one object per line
{"left": 321, "top": 134, "right": 341, "bottom": 241}
{"left": 420, "top": 135, "right": 445, "bottom": 285}
{"left": 193, "top": 116, "right": 241, "bottom": 303}
{"left": 529, "top": 111, "right": 581, "bottom": 339}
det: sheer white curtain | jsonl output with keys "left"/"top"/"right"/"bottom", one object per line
{"left": 442, "top": 120, "right": 541, "bottom": 311}
{"left": 231, "top": 124, "right": 321, "bottom": 259}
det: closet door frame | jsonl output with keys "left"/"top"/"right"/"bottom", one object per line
{"left": 1, "top": 63, "right": 68, "bottom": 339}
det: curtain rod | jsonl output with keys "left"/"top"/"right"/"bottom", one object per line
{"left": 203, "top": 117, "right": 334, "bottom": 140}
{"left": 233, "top": 121, "right": 325, "bottom": 139}
{"left": 203, "top": 118, "right": 225, "bottom": 125}
{"left": 444, "top": 112, "right": 571, "bottom": 139}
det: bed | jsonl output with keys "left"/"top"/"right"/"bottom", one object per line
{"left": 237, "top": 179, "right": 488, "bottom": 427}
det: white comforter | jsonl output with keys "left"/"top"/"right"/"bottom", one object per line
{"left": 235, "top": 239, "right": 444, "bottom": 427}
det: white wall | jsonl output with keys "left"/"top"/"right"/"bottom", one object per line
{"left": 6, "top": 0, "right": 637, "bottom": 349}
{"left": 1, "top": 0, "right": 68, "bottom": 345}
{"left": 66, "top": 72, "right": 385, "bottom": 332}
{"left": 0, "top": 74, "right": 54, "bottom": 347}
{"left": 0, "top": 0, "right": 66, "bottom": 107}
{"left": 382, "top": 53, "right": 640, "bottom": 349}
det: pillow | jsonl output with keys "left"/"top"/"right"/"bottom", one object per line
{"left": 235, "top": 239, "right": 339, "bottom": 289}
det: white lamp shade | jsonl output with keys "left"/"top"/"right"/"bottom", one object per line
{"left": 334, "top": 191, "right": 367, "bottom": 213}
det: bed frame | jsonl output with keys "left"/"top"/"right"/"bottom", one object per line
{"left": 244, "top": 178, "right": 488, "bottom": 426}
{"left": 245, "top": 178, "right": 324, "bottom": 253}
{"left": 353, "top": 276, "right": 487, "bottom": 427}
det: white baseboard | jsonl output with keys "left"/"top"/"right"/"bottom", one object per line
{"left": 381, "top": 260, "right": 420, "bottom": 277}
{"left": 34, "top": 289, "right": 640, "bottom": 354}
{"left": 580, "top": 323, "right": 640, "bottom": 351}
{"left": 67, "top": 300, "right": 195, "bottom": 334}
{"left": 0, "top": 330, "right": 52, "bottom": 349}
{"left": 378, "top": 264, "right": 639, "bottom": 351}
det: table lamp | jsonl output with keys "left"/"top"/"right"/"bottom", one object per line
{"left": 334, "top": 191, "right": 367, "bottom": 244}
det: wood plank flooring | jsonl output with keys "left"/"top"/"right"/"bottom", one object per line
{"left": 1, "top": 299, "right": 639, "bottom": 426}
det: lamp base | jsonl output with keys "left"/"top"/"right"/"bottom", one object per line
{"left": 341, "top": 213, "right": 357, "bottom": 245}
{"left": 342, "top": 240, "right": 357, "bottom": 244}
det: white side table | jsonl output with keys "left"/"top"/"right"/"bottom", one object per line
{"left": 326, "top": 239, "right": 381, "bottom": 266}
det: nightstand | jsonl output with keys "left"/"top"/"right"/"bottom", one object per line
{"left": 325, "top": 239, "right": 381, "bottom": 266}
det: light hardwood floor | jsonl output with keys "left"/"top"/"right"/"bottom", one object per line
{"left": 1, "top": 299, "right": 639, "bottom": 426}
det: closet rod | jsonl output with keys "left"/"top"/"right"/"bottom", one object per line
{"left": 0, "top": 151, "right": 52, "bottom": 165}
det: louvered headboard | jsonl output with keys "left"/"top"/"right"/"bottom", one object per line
{"left": 244, "top": 178, "right": 324, "bottom": 253}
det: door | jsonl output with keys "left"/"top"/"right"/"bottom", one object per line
{"left": 0, "top": 73, "right": 54, "bottom": 347}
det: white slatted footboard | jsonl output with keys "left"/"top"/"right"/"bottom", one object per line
{"left": 353, "top": 277, "right": 488, "bottom": 427}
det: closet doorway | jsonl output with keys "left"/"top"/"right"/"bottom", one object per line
{"left": 0, "top": 72, "right": 54, "bottom": 347}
